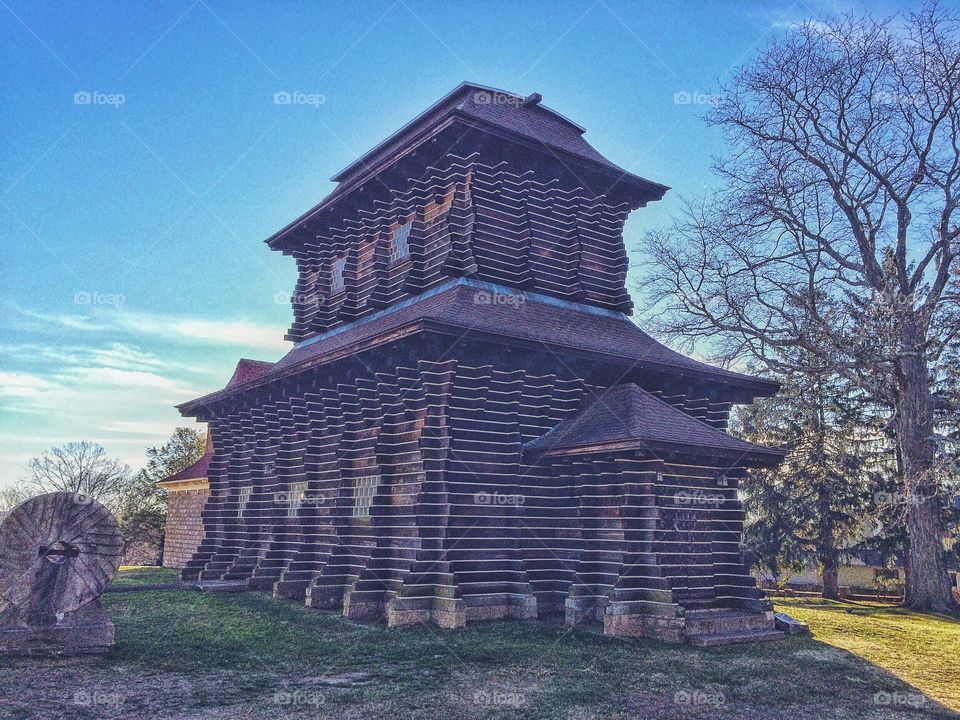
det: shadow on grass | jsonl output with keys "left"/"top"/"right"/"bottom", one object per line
{"left": 0, "top": 587, "right": 956, "bottom": 719}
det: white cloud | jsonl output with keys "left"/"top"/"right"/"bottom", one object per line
{"left": 116, "top": 313, "right": 288, "bottom": 351}
{"left": 11, "top": 303, "right": 289, "bottom": 352}
{"left": 102, "top": 419, "right": 199, "bottom": 436}
{"left": 57, "top": 366, "right": 201, "bottom": 395}
{"left": 0, "top": 371, "right": 52, "bottom": 398}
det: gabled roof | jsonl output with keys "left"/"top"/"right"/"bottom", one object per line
{"left": 157, "top": 446, "right": 213, "bottom": 484}
{"left": 227, "top": 359, "right": 275, "bottom": 387}
{"left": 523, "top": 383, "right": 784, "bottom": 465}
{"left": 161, "top": 359, "right": 274, "bottom": 484}
{"left": 266, "top": 83, "right": 668, "bottom": 250}
{"left": 177, "top": 279, "right": 778, "bottom": 416}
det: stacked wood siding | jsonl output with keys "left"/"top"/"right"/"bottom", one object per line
{"left": 175, "top": 84, "right": 783, "bottom": 643}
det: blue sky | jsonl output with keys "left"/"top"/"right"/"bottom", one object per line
{"left": 0, "top": 0, "right": 899, "bottom": 483}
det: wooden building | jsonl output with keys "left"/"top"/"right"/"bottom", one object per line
{"left": 175, "top": 84, "right": 785, "bottom": 645}
{"left": 158, "top": 359, "right": 273, "bottom": 568}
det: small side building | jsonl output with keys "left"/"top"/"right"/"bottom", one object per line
{"left": 158, "top": 359, "right": 274, "bottom": 568}
{"left": 157, "top": 448, "right": 211, "bottom": 569}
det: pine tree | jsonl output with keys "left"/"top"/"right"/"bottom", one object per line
{"left": 736, "top": 369, "right": 880, "bottom": 598}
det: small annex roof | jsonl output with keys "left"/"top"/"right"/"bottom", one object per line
{"left": 523, "top": 383, "right": 784, "bottom": 465}
{"left": 177, "top": 280, "right": 778, "bottom": 416}
{"left": 227, "top": 359, "right": 275, "bottom": 386}
{"left": 157, "top": 446, "right": 213, "bottom": 485}
{"left": 266, "top": 82, "right": 668, "bottom": 250}
{"left": 160, "top": 358, "right": 274, "bottom": 484}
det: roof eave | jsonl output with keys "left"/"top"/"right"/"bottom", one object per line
{"left": 265, "top": 110, "right": 670, "bottom": 253}
{"left": 525, "top": 438, "right": 785, "bottom": 467}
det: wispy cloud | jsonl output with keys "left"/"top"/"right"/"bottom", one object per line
{"left": 12, "top": 304, "right": 289, "bottom": 351}
{"left": 118, "top": 313, "right": 288, "bottom": 351}
{"left": 0, "top": 371, "right": 52, "bottom": 398}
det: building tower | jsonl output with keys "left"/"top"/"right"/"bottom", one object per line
{"left": 176, "top": 84, "right": 784, "bottom": 644}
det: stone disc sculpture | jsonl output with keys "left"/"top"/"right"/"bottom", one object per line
{"left": 0, "top": 492, "right": 123, "bottom": 655}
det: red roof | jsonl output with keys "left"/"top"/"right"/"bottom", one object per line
{"left": 227, "top": 359, "right": 274, "bottom": 387}
{"left": 159, "top": 445, "right": 213, "bottom": 483}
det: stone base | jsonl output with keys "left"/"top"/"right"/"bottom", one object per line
{"left": 603, "top": 612, "right": 685, "bottom": 643}
{"left": 386, "top": 594, "right": 538, "bottom": 628}
{"left": 564, "top": 596, "right": 604, "bottom": 626}
{"left": 387, "top": 596, "right": 466, "bottom": 629}
{"left": 304, "top": 585, "right": 346, "bottom": 609}
{"left": 342, "top": 599, "right": 386, "bottom": 621}
{"left": 0, "top": 599, "right": 115, "bottom": 656}
{"left": 464, "top": 594, "right": 537, "bottom": 622}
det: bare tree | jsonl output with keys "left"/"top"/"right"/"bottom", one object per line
{"left": 0, "top": 481, "right": 32, "bottom": 512}
{"left": 641, "top": 4, "right": 960, "bottom": 612}
{"left": 26, "top": 441, "right": 132, "bottom": 515}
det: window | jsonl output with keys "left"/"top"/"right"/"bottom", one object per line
{"left": 331, "top": 256, "right": 347, "bottom": 293}
{"left": 288, "top": 481, "right": 308, "bottom": 518}
{"left": 237, "top": 486, "right": 252, "bottom": 518}
{"left": 353, "top": 475, "right": 379, "bottom": 519}
{"left": 389, "top": 223, "right": 412, "bottom": 264}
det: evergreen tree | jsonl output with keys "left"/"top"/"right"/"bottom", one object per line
{"left": 736, "top": 369, "right": 880, "bottom": 598}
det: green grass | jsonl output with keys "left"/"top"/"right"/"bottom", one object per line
{"left": 775, "top": 597, "right": 960, "bottom": 712}
{"left": 0, "top": 569, "right": 957, "bottom": 719}
{"left": 109, "top": 566, "right": 180, "bottom": 587}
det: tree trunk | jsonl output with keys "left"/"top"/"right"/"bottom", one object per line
{"left": 896, "top": 319, "right": 956, "bottom": 613}
{"left": 821, "top": 558, "right": 840, "bottom": 600}
{"left": 817, "top": 479, "right": 840, "bottom": 600}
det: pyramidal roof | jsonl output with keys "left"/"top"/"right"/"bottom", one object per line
{"left": 266, "top": 82, "right": 668, "bottom": 250}
{"left": 524, "top": 384, "right": 783, "bottom": 465}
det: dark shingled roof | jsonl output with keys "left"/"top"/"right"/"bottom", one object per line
{"left": 331, "top": 83, "right": 630, "bottom": 184}
{"left": 266, "top": 83, "right": 668, "bottom": 250}
{"left": 177, "top": 279, "right": 777, "bottom": 415}
{"left": 523, "top": 383, "right": 783, "bottom": 464}
{"left": 269, "top": 280, "right": 770, "bottom": 387}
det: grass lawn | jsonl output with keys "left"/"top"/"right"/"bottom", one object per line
{"left": 775, "top": 597, "right": 959, "bottom": 712}
{"left": 108, "top": 566, "right": 181, "bottom": 587}
{"left": 0, "top": 570, "right": 956, "bottom": 719}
